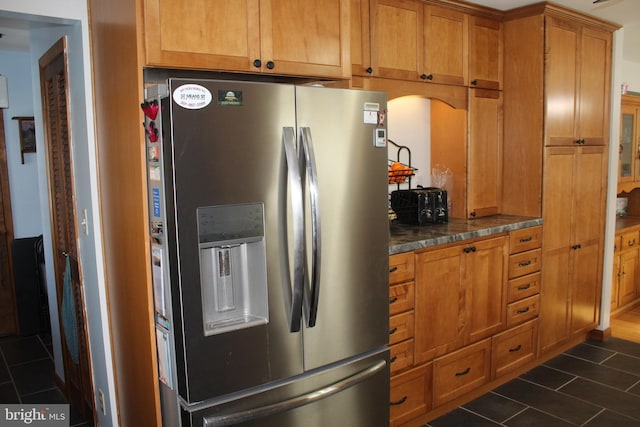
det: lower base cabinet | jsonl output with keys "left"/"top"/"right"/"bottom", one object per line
{"left": 390, "top": 364, "right": 433, "bottom": 427}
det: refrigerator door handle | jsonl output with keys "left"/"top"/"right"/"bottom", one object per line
{"left": 300, "top": 127, "right": 321, "bottom": 327}
{"left": 283, "top": 127, "right": 304, "bottom": 332}
{"left": 202, "top": 359, "right": 387, "bottom": 426}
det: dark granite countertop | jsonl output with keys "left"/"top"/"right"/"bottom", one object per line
{"left": 389, "top": 214, "right": 543, "bottom": 255}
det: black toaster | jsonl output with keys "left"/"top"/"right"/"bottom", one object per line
{"left": 390, "top": 187, "right": 448, "bottom": 225}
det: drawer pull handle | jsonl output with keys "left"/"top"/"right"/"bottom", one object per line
{"left": 517, "top": 283, "right": 531, "bottom": 291}
{"left": 519, "top": 236, "right": 533, "bottom": 243}
{"left": 509, "top": 344, "right": 522, "bottom": 353}
{"left": 389, "top": 297, "right": 398, "bottom": 304}
{"left": 518, "top": 260, "right": 532, "bottom": 267}
{"left": 390, "top": 356, "right": 397, "bottom": 364}
{"left": 455, "top": 367, "right": 471, "bottom": 377}
{"left": 390, "top": 396, "right": 408, "bottom": 406}
{"left": 389, "top": 266, "right": 398, "bottom": 273}
{"left": 389, "top": 327, "right": 397, "bottom": 335}
{"left": 517, "top": 307, "right": 530, "bottom": 314}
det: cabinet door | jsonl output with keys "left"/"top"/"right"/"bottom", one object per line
{"left": 466, "top": 236, "right": 508, "bottom": 342}
{"left": 144, "top": 0, "right": 261, "bottom": 71}
{"left": 619, "top": 248, "right": 639, "bottom": 307}
{"left": 467, "top": 89, "right": 502, "bottom": 218}
{"left": 577, "top": 27, "right": 611, "bottom": 146}
{"left": 414, "top": 245, "right": 465, "bottom": 363}
{"left": 545, "top": 17, "right": 579, "bottom": 146}
{"left": 469, "top": 16, "right": 502, "bottom": 90}
{"left": 570, "top": 240, "right": 601, "bottom": 333}
{"left": 619, "top": 105, "right": 636, "bottom": 184}
{"left": 423, "top": 5, "right": 467, "bottom": 85}
{"left": 371, "top": 0, "right": 423, "bottom": 80}
{"left": 260, "top": 0, "right": 350, "bottom": 78}
{"left": 351, "top": 0, "right": 372, "bottom": 76}
{"left": 573, "top": 146, "right": 607, "bottom": 245}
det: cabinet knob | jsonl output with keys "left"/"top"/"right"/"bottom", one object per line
{"left": 571, "top": 244, "right": 582, "bottom": 250}
{"left": 253, "top": 59, "right": 262, "bottom": 68}
{"left": 420, "top": 73, "right": 433, "bottom": 81}
{"left": 470, "top": 211, "right": 477, "bottom": 218}
{"left": 365, "top": 67, "right": 373, "bottom": 74}
{"left": 266, "top": 61, "right": 275, "bottom": 70}
{"left": 471, "top": 79, "right": 478, "bottom": 86}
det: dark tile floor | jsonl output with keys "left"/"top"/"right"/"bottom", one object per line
{"left": 426, "top": 337, "right": 640, "bottom": 426}
{"left": 0, "top": 333, "right": 91, "bottom": 426}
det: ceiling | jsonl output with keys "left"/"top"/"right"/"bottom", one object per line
{"left": 465, "top": 0, "right": 640, "bottom": 63}
{"left": 0, "top": 1, "right": 638, "bottom": 61}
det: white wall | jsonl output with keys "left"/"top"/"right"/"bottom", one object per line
{"left": 621, "top": 59, "right": 640, "bottom": 93}
{"left": 387, "top": 96, "right": 431, "bottom": 189}
{"left": 0, "top": 1, "right": 116, "bottom": 426}
{"left": 0, "top": 50, "right": 42, "bottom": 238}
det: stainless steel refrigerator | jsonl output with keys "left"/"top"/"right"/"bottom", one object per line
{"left": 143, "top": 78, "right": 390, "bottom": 426}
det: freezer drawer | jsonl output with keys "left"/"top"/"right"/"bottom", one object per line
{"left": 182, "top": 350, "right": 389, "bottom": 427}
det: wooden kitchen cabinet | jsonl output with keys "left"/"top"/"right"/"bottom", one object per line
{"left": 611, "top": 229, "right": 640, "bottom": 312}
{"left": 144, "top": 0, "right": 350, "bottom": 79}
{"left": 539, "top": 145, "right": 607, "bottom": 354}
{"left": 468, "top": 15, "right": 503, "bottom": 90}
{"left": 370, "top": 0, "right": 467, "bottom": 84}
{"left": 467, "top": 88, "right": 502, "bottom": 218}
{"left": 545, "top": 17, "right": 611, "bottom": 147}
{"left": 390, "top": 363, "right": 432, "bottom": 427}
{"left": 618, "top": 95, "right": 640, "bottom": 193}
{"left": 414, "top": 235, "right": 508, "bottom": 363}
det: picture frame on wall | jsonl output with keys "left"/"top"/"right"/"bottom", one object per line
{"left": 12, "top": 116, "right": 36, "bottom": 164}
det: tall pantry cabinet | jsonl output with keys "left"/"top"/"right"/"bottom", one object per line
{"left": 502, "top": 4, "right": 616, "bottom": 355}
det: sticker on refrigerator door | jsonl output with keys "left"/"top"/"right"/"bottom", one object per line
{"left": 152, "top": 188, "right": 161, "bottom": 217}
{"left": 374, "top": 128, "right": 387, "bottom": 147}
{"left": 217, "top": 90, "right": 243, "bottom": 106}
{"left": 172, "top": 84, "right": 212, "bottom": 109}
{"left": 363, "top": 102, "right": 380, "bottom": 124}
{"left": 149, "top": 165, "right": 162, "bottom": 182}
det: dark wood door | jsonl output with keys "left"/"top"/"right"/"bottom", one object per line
{"left": 39, "top": 37, "right": 95, "bottom": 421}
{"left": 0, "top": 109, "right": 17, "bottom": 336}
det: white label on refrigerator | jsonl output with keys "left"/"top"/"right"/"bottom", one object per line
{"left": 152, "top": 245, "right": 166, "bottom": 317}
{"left": 363, "top": 102, "right": 381, "bottom": 124}
{"left": 173, "top": 84, "right": 213, "bottom": 110}
{"left": 156, "top": 328, "right": 173, "bottom": 388}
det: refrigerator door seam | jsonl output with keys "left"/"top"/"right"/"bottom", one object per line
{"left": 201, "top": 359, "right": 387, "bottom": 426}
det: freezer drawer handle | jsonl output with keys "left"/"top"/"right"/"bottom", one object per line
{"left": 202, "top": 359, "right": 387, "bottom": 426}
{"left": 300, "top": 127, "right": 322, "bottom": 328}
{"left": 283, "top": 127, "right": 305, "bottom": 332}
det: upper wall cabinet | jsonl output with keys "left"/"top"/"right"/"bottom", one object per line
{"left": 143, "top": 0, "right": 350, "bottom": 79}
{"left": 357, "top": 0, "right": 502, "bottom": 88}
{"left": 369, "top": 0, "right": 468, "bottom": 85}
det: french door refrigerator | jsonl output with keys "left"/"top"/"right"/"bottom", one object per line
{"left": 144, "top": 78, "right": 390, "bottom": 426}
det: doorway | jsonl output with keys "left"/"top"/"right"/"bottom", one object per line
{"left": 39, "top": 36, "right": 95, "bottom": 421}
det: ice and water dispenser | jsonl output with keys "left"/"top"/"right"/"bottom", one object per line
{"left": 197, "top": 203, "right": 268, "bottom": 336}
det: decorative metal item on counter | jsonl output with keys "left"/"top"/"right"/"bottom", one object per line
{"left": 387, "top": 139, "right": 417, "bottom": 187}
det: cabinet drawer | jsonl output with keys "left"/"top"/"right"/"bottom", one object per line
{"left": 432, "top": 338, "right": 491, "bottom": 407}
{"left": 491, "top": 319, "right": 538, "bottom": 379}
{"left": 390, "top": 252, "right": 415, "bottom": 285}
{"left": 390, "top": 282, "right": 415, "bottom": 316}
{"left": 506, "top": 295, "right": 539, "bottom": 328}
{"left": 390, "top": 311, "right": 415, "bottom": 345}
{"left": 508, "top": 272, "right": 541, "bottom": 303}
{"left": 390, "top": 364, "right": 432, "bottom": 427}
{"left": 509, "top": 226, "right": 543, "bottom": 254}
{"left": 508, "top": 248, "right": 542, "bottom": 279}
{"left": 621, "top": 230, "right": 640, "bottom": 250}
{"left": 390, "top": 339, "right": 414, "bottom": 375}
